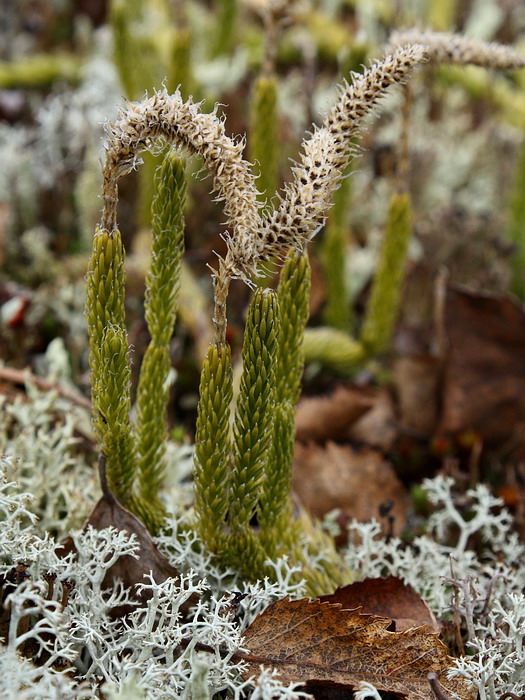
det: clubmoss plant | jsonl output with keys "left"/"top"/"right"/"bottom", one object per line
{"left": 86, "top": 152, "right": 187, "bottom": 533}
{"left": 0, "top": 53, "right": 81, "bottom": 89}
{"left": 303, "top": 189, "right": 413, "bottom": 373}
{"left": 227, "top": 288, "right": 280, "bottom": 572}
{"left": 109, "top": 0, "right": 191, "bottom": 223}
{"left": 321, "top": 167, "right": 353, "bottom": 332}
{"left": 135, "top": 154, "right": 186, "bottom": 526}
{"left": 110, "top": 0, "right": 170, "bottom": 100}
{"left": 360, "top": 191, "right": 412, "bottom": 355}
{"left": 212, "top": 0, "right": 238, "bottom": 57}
{"left": 305, "top": 30, "right": 525, "bottom": 375}
{"left": 87, "top": 45, "right": 428, "bottom": 587}
{"left": 259, "top": 250, "right": 310, "bottom": 546}
{"left": 193, "top": 343, "right": 233, "bottom": 554}
{"left": 167, "top": 26, "right": 194, "bottom": 101}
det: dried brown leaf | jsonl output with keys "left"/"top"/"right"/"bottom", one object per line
{"left": 241, "top": 597, "right": 475, "bottom": 700}
{"left": 318, "top": 576, "right": 440, "bottom": 633}
{"left": 293, "top": 442, "right": 408, "bottom": 535}
{"left": 438, "top": 285, "right": 525, "bottom": 449}
{"left": 59, "top": 491, "right": 196, "bottom": 616}
{"left": 295, "top": 386, "right": 374, "bottom": 442}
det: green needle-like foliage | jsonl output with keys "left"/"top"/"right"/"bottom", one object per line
{"left": 86, "top": 228, "right": 126, "bottom": 356}
{"left": 110, "top": 0, "right": 165, "bottom": 100}
{"left": 212, "top": 0, "right": 238, "bottom": 56}
{"left": 193, "top": 343, "right": 233, "bottom": 554}
{"left": 229, "top": 289, "right": 279, "bottom": 535}
{"left": 321, "top": 170, "right": 353, "bottom": 332}
{"left": 258, "top": 250, "right": 310, "bottom": 555}
{"left": 274, "top": 250, "right": 311, "bottom": 406}
{"left": 427, "top": 0, "right": 456, "bottom": 31}
{"left": 93, "top": 324, "right": 136, "bottom": 499}
{"left": 134, "top": 345, "right": 171, "bottom": 531}
{"left": 0, "top": 53, "right": 81, "bottom": 89}
{"left": 135, "top": 153, "right": 186, "bottom": 530}
{"left": 168, "top": 29, "right": 195, "bottom": 100}
{"left": 303, "top": 326, "right": 366, "bottom": 375}
{"left": 360, "top": 191, "right": 413, "bottom": 355}
{"left": 291, "top": 509, "right": 354, "bottom": 596}
{"left": 507, "top": 134, "right": 525, "bottom": 300}
{"left": 86, "top": 227, "right": 137, "bottom": 501}
{"left": 257, "top": 401, "right": 295, "bottom": 557}
{"left": 144, "top": 153, "right": 186, "bottom": 344}
{"left": 249, "top": 75, "right": 279, "bottom": 207}
{"left": 109, "top": 0, "right": 170, "bottom": 225}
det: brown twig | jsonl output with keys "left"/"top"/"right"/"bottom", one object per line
{"left": 0, "top": 366, "right": 91, "bottom": 410}
{"left": 428, "top": 673, "right": 452, "bottom": 700}
{"left": 442, "top": 572, "right": 478, "bottom": 646}
{"left": 481, "top": 572, "right": 504, "bottom": 618}
{"left": 97, "top": 453, "right": 121, "bottom": 507}
{"left": 448, "top": 557, "right": 465, "bottom": 656}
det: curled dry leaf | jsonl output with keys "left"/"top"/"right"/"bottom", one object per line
{"left": 293, "top": 441, "right": 408, "bottom": 535}
{"left": 295, "top": 386, "right": 375, "bottom": 442}
{"left": 241, "top": 597, "right": 475, "bottom": 700}
{"left": 318, "top": 576, "right": 440, "bottom": 633}
{"left": 59, "top": 476, "right": 196, "bottom": 616}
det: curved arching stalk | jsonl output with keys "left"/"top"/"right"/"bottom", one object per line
{"left": 100, "top": 91, "right": 261, "bottom": 344}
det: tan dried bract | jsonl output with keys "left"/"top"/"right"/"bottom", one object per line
{"left": 389, "top": 29, "right": 525, "bottom": 70}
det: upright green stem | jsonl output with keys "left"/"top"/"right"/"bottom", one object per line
{"left": 193, "top": 343, "right": 233, "bottom": 553}
{"left": 135, "top": 153, "right": 186, "bottom": 531}
{"left": 258, "top": 251, "right": 310, "bottom": 555}
{"left": 85, "top": 227, "right": 137, "bottom": 503}
{"left": 360, "top": 191, "right": 413, "bottom": 355}
{"left": 229, "top": 289, "right": 279, "bottom": 536}
{"left": 249, "top": 75, "right": 279, "bottom": 207}
{"left": 321, "top": 171, "right": 353, "bottom": 332}
{"left": 212, "top": 0, "right": 238, "bottom": 56}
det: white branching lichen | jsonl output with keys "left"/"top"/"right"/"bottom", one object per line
{"left": 3, "top": 443, "right": 525, "bottom": 697}
{"left": 0, "top": 463, "right": 312, "bottom": 699}
{"left": 344, "top": 477, "right": 525, "bottom": 698}
{"left": 424, "top": 475, "right": 513, "bottom": 555}
{"left": 0, "top": 382, "right": 97, "bottom": 536}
